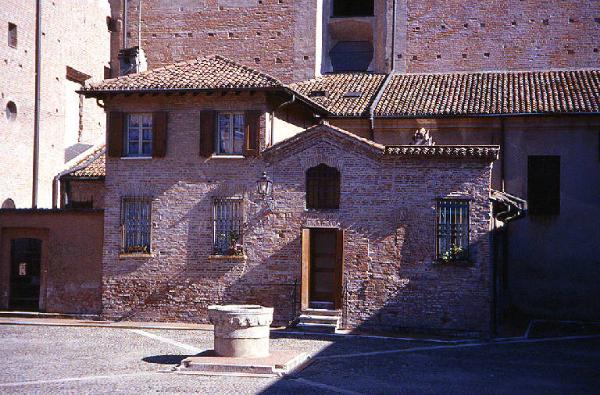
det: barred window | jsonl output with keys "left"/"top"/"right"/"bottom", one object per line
{"left": 306, "top": 164, "right": 340, "bottom": 210}
{"left": 213, "top": 197, "right": 243, "bottom": 255}
{"left": 121, "top": 197, "right": 151, "bottom": 254}
{"left": 436, "top": 199, "right": 470, "bottom": 260}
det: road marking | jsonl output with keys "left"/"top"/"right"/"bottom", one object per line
{"left": 128, "top": 329, "right": 204, "bottom": 354}
{"left": 0, "top": 372, "right": 155, "bottom": 388}
{"left": 316, "top": 334, "right": 600, "bottom": 360}
{"left": 290, "top": 377, "right": 363, "bottom": 395}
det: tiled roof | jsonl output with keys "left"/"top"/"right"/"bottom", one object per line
{"left": 83, "top": 55, "right": 283, "bottom": 93}
{"left": 289, "top": 73, "right": 387, "bottom": 117}
{"left": 385, "top": 145, "right": 499, "bottom": 160}
{"left": 375, "top": 70, "right": 600, "bottom": 117}
{"left": 65, "top": 146, "right": 106, "bottom": 178}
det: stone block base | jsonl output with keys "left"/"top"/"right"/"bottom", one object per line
{"left": 176, "top": 350, "right": 311, "bottom": 377}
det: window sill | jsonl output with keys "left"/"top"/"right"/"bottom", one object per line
{"left": 120, "top": 156, "right": 153, "bottom": 160}
{"left": 209, "top": 254, "right": 247, "bottom": 260}
{"left": 210, "top": 155, "right": 245, "bottom": 159}
{"left": 119, "top": 253, "right": 154, "bottom": 259}
{"left": 434, "top": 259, "right": 474, "bottom": 267}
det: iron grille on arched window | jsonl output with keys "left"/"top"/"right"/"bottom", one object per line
{"left": 306, "top": 164, "right": 340, "bottom": 209}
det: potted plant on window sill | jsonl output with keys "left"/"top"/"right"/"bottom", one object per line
{"left": 436, "top": 245, "right": 473, "bottom": 266}
{"left": 227, "top": 231, "right": 244, "bottom": 256}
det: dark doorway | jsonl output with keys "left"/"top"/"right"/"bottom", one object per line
{"left": 301, "top": 228, "right": 344, "bottom": 310}
{"left": 9, "top": 238, "right": 42, "bottom": 311}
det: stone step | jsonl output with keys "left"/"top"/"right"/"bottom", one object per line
{"left": 295, "top": 322, "right": 337, "bottom": 334}
{"left": 309, "top": 301, "right": 335, "bottom": 310}
{"left": 298, "top": 314, "right": 340, "bottom": 325}
{"left": 302, "top": 308, "right": 341, "bottom": 317}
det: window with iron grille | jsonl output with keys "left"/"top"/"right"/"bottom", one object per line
{"left": 125, "top": 113, "right": 153, "bottom": 157}
{"left": 213, "top": 197, "right": 243, "bottom": 255}
{"left": 528, "top": 156, "right": 560, "bottom": 215}
{"left": 121, "top": 197, "right": 151, "bottom": 254}
{"left": 306, "top": 164, "right": 340, "bottom": 210}
{"left": 436, "top": 199, "right": 470, "bottom": 260}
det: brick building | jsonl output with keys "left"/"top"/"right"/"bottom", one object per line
{"left": 82, "top": 56, "right": 498, "bottom": 332}
{"left": 0, "top": 0, "right": 110, "bottom": 209}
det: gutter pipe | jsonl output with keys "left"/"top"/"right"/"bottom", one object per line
{"left": 368, "top": 73, "right": 394, "bottom": 140}
{"left": 32, "top": 0, "right": 42, "bottom": 208}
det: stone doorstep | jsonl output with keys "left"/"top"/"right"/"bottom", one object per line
{"left": 176, "top": 350, "right": 311, "bottom": 377}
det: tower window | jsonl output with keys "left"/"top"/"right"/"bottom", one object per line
{"left": 332, "top": 0, "right": 374, "bottom": 17}
{"left": 330, "top": 41, "right": 373, "bottom": 72}
{"left": 8, "top": 23, "right": 17, "bottom": 48}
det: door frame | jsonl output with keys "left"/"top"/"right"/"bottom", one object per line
{"left": 0, "top": 227, "right": 48, "bottom": 311}
{"left": 301, "top": 227, "right": 344, "bottom": 310}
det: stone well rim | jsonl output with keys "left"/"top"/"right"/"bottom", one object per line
{"left": 208, "top": 304, "right": 274, "bottom": 315}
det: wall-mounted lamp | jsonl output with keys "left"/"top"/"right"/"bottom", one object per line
{"left": 256, "top": 171, "right": 273, "bottom": 198}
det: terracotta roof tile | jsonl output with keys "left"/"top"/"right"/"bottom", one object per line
{"left": 290, "top": 73, "right": 387, "bottom": 117}
{"left": 385, "top": 145, "right": 499, "bottom": 160}
{"left": 66, "top": 146, "right": 106, "bottom": 178}
{"left": 375, "top": 69, "right": 600, "bottom": 117}
{"left": 83, "top": 55, "right": 282, "bottom": 93}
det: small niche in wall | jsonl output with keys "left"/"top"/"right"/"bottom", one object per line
{"left": 5, "top": 101, "right": 17, "bottom": 121}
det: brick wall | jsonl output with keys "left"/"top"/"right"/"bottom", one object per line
{"left": 63, "top": 180, "right": 106, "bottom": 209}
{"left": 111, "top": 0, "right": 318, "bottom": 82}
{"left": 0, "top": 0, "right": 110, "bottom": 208}
{"left": 0, "top": 209, "right": 104, "bottom": 314}
{"left": 101, "top": 93, "right": 494, "bottom": 333}
{"left": 401, "top": 0, "right": 600, "bottom": 73}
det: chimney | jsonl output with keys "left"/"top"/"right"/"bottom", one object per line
{"left": 117, "top": 46, "right": 147, "bottom": 76}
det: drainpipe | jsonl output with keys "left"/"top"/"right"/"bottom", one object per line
{"left": 391, "top": 0, "right": 397, "bottom": 72}
{"left": 368, "top": 73, "right": 394, "bottom": 141}
{"left": 137, "top": 0, "right": 142, "bottom": 50}
{"left": 270, "top": 94, "right": 296, "bottom": 147}
{"left": 123, "top": 0, "right": 128, "bottom": 48}
{"left": 32, "top": 0, "right": 42, "bottom": 208}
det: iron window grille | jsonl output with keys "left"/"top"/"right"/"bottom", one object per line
{"left": 306, "top": 164, "right": 340, "bottom": 210}
{"left": 436, "top": 199, "right": 470, "bottom": 260}
{"left": 125, "top": 113, "right": 153, "bottom": 157}
{"left": 121, "top": 197, "right": 152, "bottom": 254}
{"left": 216, "top": 112, "right": 245, "bottom": 155}
{"left": 213, "top": 197, "right": 243, "bottom": 255}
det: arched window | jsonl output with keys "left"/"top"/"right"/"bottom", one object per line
{"left": 1, "top": 198, "right": 15, "bottom": 209}
{"left": 306, "top": 164, "right": 340, "bottom": 209}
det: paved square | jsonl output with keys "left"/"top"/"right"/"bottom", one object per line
{"left": 0, "top": 324, "right": 599, "bottom": 394}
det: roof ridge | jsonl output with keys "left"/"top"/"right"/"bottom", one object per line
{"left": 393, "top": 68, "right": 600, "bottom": 77}
{"left": 210, "top": 54, "right": 283, "bottom": 86}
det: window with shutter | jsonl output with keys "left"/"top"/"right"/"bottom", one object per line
{"left": 152, "top": 111, "right": 167, "bottom": 158}
{"left": 216, "top": 112, "right": 245, "bottom": 155}
{"left": 200, "top": 110, "right": 215, "bottom": 157}
{"left": 124, "top": 113, "right": 153, "bottom": 157}
{"left": 107, "top": 112, "right": 124, "bottom": 158}
{"left": 528, "top": 156, "right": 560, "bottom": 215}
{"left": 306, "top": 164, "right": 341, "bottom": 210}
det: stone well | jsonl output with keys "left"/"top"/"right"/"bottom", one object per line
{"left": 208, "top": 304, "right": 274, "bottom": 358}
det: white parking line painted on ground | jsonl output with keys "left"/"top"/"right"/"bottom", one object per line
{"left": 316, "top": 334, "right": 600, "bottom": 360}
{"left": 290, "top": 377, "right": 364, "bottom": 395}
{"left": 0, "top": 372, "right": 156, "bottom": 388}
{"left": 128, "top": 329, "right": 204, "bottom": 354}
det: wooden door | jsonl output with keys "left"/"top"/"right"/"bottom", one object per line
{"left": 9, "top": 238, "right": 42, "bottom": 311}
{"left": 301, "top": 228, "right": 344, "bottom": 310}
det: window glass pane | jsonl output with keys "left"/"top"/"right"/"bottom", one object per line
{"left": 233, "top": 114, "right": 244, "bottom": 154}
{"left": 129, "top": 115, "right": 140, "bottom": 128}
{"left": 128, "top": 142, "right": 139, "bottom": 155}
{"left": 142, "top": 142, "right": 152, "bottom": 156}
{"left": 142, "top": 128, "right": 152, "bottom": 140}
{"left": 141, "top": 114, "right": 152, "bottom": 127}
{"left": 218, "top": 114, "right": 231, "bottom": 154}
{"left": 128, "top": 128, "right": 139, "bottom": 142}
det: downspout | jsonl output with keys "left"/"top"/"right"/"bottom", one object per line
{"left": 391, "top": 0, "right": 397, "bottom": 72}
{"left": 137, "top": 0, "right": 142, "bottom": 50}
{"left": 368, "top": 73, "right": 394, "bottom": 141}
{"left": 270, "top": 94, "right": 296, "bottom": 147}
{"left": 123, "top": 0, "right": 128, "bottom": 48}
{"left": 32, "top": 0, "right": 42, "bottom": 208}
